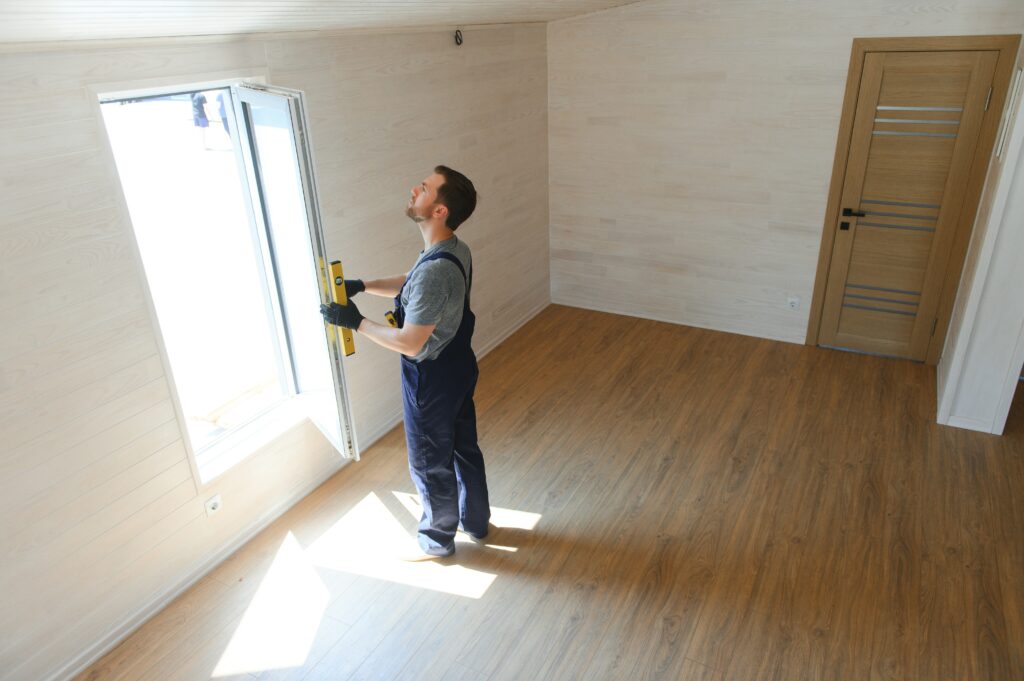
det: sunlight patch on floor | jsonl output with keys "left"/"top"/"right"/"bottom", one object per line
{"left": 390, "top": 490, "right": 542, "bottom": 531}
{"left": 391, "top": 491, "right": 542, "bottom": 553}
{"left": 481, "top": 543, "right": 519, "bottom": 552}
{"left": 306, "top": 492, "right": 497, "bottom": 598}
{"left": 211, "top": 491, "right": 540, "bottom": 675}
{"left": 212, "top": 532, "right": 328, "bottom": 677}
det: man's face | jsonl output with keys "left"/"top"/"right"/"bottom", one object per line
{"left": 406, "top": 173, "right": 446, "bottom": 224}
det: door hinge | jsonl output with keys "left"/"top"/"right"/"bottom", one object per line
{"left": 984, "top": 86, "right": 993, "bottom": 112}
{"left": 930, "top": 318, "right": 938, "bottom": 336}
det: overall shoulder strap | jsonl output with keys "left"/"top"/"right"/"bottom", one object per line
{"left": 420, "top": 251, "right": 469, "bottom": 288}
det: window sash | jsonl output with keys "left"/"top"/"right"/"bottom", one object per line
{"left": 231, "top": 83, "right": 357, "bottom": 461}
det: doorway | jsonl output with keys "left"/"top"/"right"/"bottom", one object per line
{"left": 806, "top": 35, "right": 1021, "bottom": 363}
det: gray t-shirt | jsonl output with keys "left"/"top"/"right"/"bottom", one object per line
{"left": 402, "top": 236, "right": 472, "bottom": 362}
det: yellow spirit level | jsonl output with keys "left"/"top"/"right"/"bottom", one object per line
{"left": 328, "top": 260, "right": 356, "bottom": 357}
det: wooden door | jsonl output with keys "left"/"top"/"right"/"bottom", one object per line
{"left": 810, "top": 36, "right": 1020, "bottom": 362}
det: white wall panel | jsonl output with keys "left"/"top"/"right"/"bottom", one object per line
{"left": 8, "top": 420, "right": 185, "bottom": 534}
{"left": 0, "top": 23, "right": 548, "bottom": 681}
{"left": 548, "top": 0, "right": 1024, "bottom": 344}
{"left": 0, "top": 380, "right": 173, "bottom": 503}
{"left": 938, "top": 66, "right": 1024, "bottom": 433}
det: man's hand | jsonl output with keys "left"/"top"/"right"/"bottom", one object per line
{"left": 343, "top": 279, "right": 365, "bottom": 299}
{"left": 321, "top": 300, "right": 364, "bottom": 330}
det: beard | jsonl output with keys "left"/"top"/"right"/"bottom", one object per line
{"left": 406, "top": 202, "right": 429, "bottom": 223}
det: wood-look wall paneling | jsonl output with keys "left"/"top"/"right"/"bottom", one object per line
{"left": 547, "top": 0, "right": 1024, "bottom": 345}
{"left": 1, "top": 385, "right": 175, "bottom": 516}
{"left": 0, "top": 24, "right": 548, "bottom": 681}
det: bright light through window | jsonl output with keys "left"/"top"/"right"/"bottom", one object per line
{"left": 102, "top": 90, "right": 290, "bottom": 455}
{"left": 101, "top": 82, "right": 356, "bottom": 479}
{"left": 307, "top": 492, "right": 498, "bottom": 599}
{"left": 210, "top": 494, "right": 540, "bottom": 676}
{"left": 212, "top": 532, "right": 329, "bottom": 677}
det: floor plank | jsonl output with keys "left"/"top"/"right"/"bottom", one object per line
{"left": 76, "top": 305, "right": 1024, "bottom": 681}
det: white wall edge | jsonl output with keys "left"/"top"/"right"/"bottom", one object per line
{"left": 48, "top": 454, "right": 347, "bottom": 681}
{"left": 993, "top": 323, "right": 1024, "bottom": 434}
{"left": 937, "top": 63, "right": 1024, "bottom": 427}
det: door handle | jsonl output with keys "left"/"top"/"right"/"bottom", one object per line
{"left": 842, "top": 207, "right": 866, "bottom": 217}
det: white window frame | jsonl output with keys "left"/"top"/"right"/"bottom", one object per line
{"left": 92, "top": 71, "right": 357, "bottom": 489}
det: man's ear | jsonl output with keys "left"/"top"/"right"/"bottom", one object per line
{"left": 433, "top": 204, "right": 449, "bottom": 222}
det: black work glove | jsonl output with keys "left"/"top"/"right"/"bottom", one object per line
{"left": 320, "top": 300, "right": 364, "bottom": 330}
{"left": 343, "top": 279, "right": 365, "bottom": 299}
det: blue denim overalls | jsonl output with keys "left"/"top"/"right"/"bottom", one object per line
{"left": 394, "top": 251, "right": 491, "bottom": 555}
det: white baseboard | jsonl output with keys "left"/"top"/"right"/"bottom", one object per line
{"left": 476, "top": 297, "right": 551, "bottom": 359}
{"left": 941, "top": 415, "right": 995, "bottom": 434}
{"left": 50, "top": 457, "right": 346, "bottom": 681}
{"left": 550, "top": 294, "right": 803, "bottom": 345}
{"left": 354, "top": 406, "right": 405, "bottom": 457}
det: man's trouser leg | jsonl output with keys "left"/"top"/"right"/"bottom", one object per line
{"left": 452, "top": 370, "right": 490, "bottom": 536}
{"left": 401, "top": 357, "right": 464, "bottom": 555}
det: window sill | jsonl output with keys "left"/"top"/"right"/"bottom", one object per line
{"left": 195, "top": 396, "right": 308, "bottom": 485}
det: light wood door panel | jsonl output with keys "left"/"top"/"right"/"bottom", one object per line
{"left": 818, "top": 49, "right": 999, "bottom": 360}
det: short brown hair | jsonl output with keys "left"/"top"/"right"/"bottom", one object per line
{"left": 434, "top": 165, "right": 477, "bottom": 230}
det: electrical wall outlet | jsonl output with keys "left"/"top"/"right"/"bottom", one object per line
{"left": 205, "top": 495, "right": 222, "bottom": 517}
{"left": 787, "top": 296, "right": 801, "bottom": 310}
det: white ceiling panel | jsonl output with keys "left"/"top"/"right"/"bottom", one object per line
{"left": 0, "top": 0, "right": 643, "bottom": 44}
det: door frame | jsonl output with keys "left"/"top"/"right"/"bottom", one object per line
{"left": 805, "top": 34, "right": 1021, "bottom": 364}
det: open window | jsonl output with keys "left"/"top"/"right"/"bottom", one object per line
{"left": 101, "top": 82, "right": 357, "bottom": 484}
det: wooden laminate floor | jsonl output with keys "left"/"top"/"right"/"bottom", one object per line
{"left": 78, "top": 305, "right": 1024, "bottom": 681}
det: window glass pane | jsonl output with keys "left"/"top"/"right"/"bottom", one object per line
{"left": 101, "top": 90, "right": 289, "bottom": 453}
{"left": 238, "top": 88, "right": 351, "bottom": 457}
{"left": 246, "top": 98, "right": 325, "bottom": 393}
